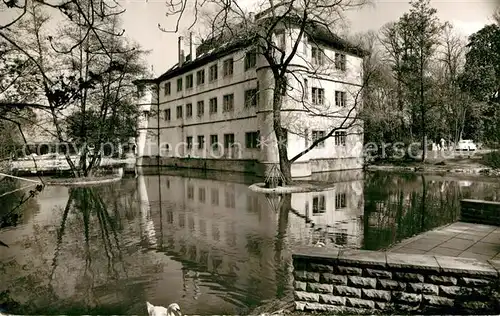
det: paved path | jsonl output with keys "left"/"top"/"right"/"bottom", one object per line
{"left": 388, "top": 221, "right": 500, "bottom": 261}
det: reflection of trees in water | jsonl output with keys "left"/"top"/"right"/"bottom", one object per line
{"left": 0, "top": 177, "right": 41, "bottom": 231}
{"left": 274, "top": 194, "right": 292, "bottom": 299}
{"left": 1, "top": 180, "right": 168, "bottom": 315}
{"left": 363, "top": 172, "right": 497, "bottom": 250}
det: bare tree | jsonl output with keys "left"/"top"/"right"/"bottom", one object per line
{"left": 159, "top": 0, "right": 371, "bottom": 184}
{"left": 1, "top": 0, "right": 149, "bottom": 177}
{"left": 436, "top": 22, "right": 468, "bottom": 144}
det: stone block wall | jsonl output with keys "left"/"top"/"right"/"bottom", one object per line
{"left": 293, "top": 248, "right": 500, "bottom": 314}
{"left": 461, "top": 199, "right": 500, "bottom": 226}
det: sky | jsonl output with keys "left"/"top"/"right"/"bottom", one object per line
{"left": 119, "top": 0, "right": 499, "bottom": 77}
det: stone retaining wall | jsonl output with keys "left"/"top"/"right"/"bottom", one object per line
{"left": 461, "top": 199, "right": 500, "bottom": 226}
{"left": 292, "top": 248, "right": 500, "bottom": 314}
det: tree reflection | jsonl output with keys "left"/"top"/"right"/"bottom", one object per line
{"left": 274, "top": 193, "right": 291, "bottom": 299}
{"left": 0, "top": 179, "right": 169, "bottom": 315}
{"left": 0, "top": 177, "right": 42, "bottom": 247}
{"left": 363, "top": 172, "right": 469, "bottom": 250}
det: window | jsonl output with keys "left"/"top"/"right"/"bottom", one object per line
{"left": 335, "top": 131, "right": 347, "bottom": 146}
{"left": 197, "top": 100, "right": 204, "bottom": 117}
{"left": 197, "top": 135, "right": 205, "bottom": 149}
{"left": 312, "top": 87, "right": 324, "bottom": 105}
{"left": 212, "top": 224, "right": 220, "bottom": 241}
{"left": 312, "top": 130, "right": 326, "bottom": 148}
{"left": 196, "top": 69, "right": 205, "bottom": 85}
{"left": 335, "top": 193, "right": 347, "bottom": 209}
{"left": 186, "top": 136, "right": 193, "bottom": 149}
{"left": 335, "top": 229, "right": 348, "bottom": 245}
{"left": 209, "top": 97, "right": 217, "bottom": 114}
{"left": 312, "top": 195, "right": 326, "bottom": 214}
{"left": 312, "top": 47, "right": 324, "bottom": 65}
{"left": 225, "top": 190, "right": 235, "bottom": 208}
{"left": 244, "top": 89, "right": 258, "bottom": 107}
{"left": 304, "top": 78, "right": 308, "bottom": 99}
{"left": 210, "top": 134, "right": 219, "bottom": 150}
{"left": 164, "top": 109, "right": 171, "bottom": 121}
{"left": 223, "top": 94, "right": 234, "bottom": 112}
{"left": 223, "top": 58, "right": 233, "bottom": 77}
{"left": 187, "top": 185, "right": 194, "bottom": 199}
{"left": 211, "top": 188, "right": 219, "bottom": 206}
{"left": 176, "top": 105, "right": 183, "bottom": 119}
{"left": 164, "top": 82, "right": 171, "bottom": 96}
{"left": 335, "top": 91, "right": 347, "bottom": 107}
{"left": 209, "top": 64, "right": 218, "bottom": 81}
{"left": 186, "top": 103, "right": 192, "bottom": 118}
{"left": 224, "top": 133, "right": 235, "bottom": 148}
{"left": 335, "top": 53, "right": 346, "bottom": 71}
{"left": 177, "top": 78, "right": 183, "bottom": 91}
{"left": 275, "top": 30, "right": 285, "bottom": 50}
{"left": 245, "top": 131, "right": 260, "bottom": 148}
{"left": 199, "top": 187, "right": 206, "bottom": 203}
{"left": 244, "top": 49, "right": 257, "bottom": 70}
{"left": 186, "top": 74, "right": 194, "bottom": 89}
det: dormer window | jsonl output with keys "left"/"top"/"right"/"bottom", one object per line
{"left": 335, "top": 53, "right": 346, "bottom": 71}
{"left": 275, "top": 30, "right": 285, "bottom": 50}
{"left": 186, "top": 74, "right": 194, "bottom": 89}
{"left": 177, "top": 78, "right": 182, "bottom": 92}
{"left": 312, "top": 47, "right": 324, "bottom": 66}
{"left": 164, "top": 82, "right": 171, "bottom": 96}
{"left": 244, "top": 49, "right": 257, "bottom": 70}
{"left": 223, "top": 58, "right": 233, "bottom": 77}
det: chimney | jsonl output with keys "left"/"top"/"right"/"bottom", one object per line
{"left": 178, "top": 36, "right": 185, "bottom": 66}
{"left": 189, "top": 32, "right": 196, "bottom": 61}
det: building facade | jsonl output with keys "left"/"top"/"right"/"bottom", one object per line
{"left": 136, "top": 15, "right": 366, "bottom": 178}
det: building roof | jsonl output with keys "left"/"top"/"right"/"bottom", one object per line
{"left": 139, "top": 14, "right": 368, "bottom": 85}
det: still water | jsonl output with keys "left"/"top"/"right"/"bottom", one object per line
{"left": 1, "top": 169, "right": 499, "bottom": 315}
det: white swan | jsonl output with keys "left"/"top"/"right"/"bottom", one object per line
{"left": 146, "top": 301, "right": 182, "bottom": 316}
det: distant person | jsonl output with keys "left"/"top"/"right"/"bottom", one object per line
{"left": 440, "top": 138, "right": 445, "bottom": 151}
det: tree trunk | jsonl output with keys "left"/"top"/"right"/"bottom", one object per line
{"left": 272, "top": 77, "right": 293, "bottom": 185}
{"left": 420, "top": 53, "right": 426, "bottom": 163}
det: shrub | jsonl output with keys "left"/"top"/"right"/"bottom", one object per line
{"left": 483, "top": 150, "right": 500, "bottom": 169}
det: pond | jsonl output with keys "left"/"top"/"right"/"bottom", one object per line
{"left": 1, "top": 169, "right": 499, "bottom": 315}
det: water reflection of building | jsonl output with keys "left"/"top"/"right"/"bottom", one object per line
{"left": 288, "top": 175, "right": 364, "bottom": 248}
{"left": 138, "top": 170, "right": 365, "bottom": 301}
{"left": 140, "top": 173, "right": 278, "bottom": 301}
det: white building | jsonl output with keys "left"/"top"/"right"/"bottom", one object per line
{"left": 135, "top": 11, "right": 367, "bottom": 178}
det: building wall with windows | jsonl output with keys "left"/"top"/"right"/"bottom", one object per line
{"left": 136, "top": 19, "right": 365, "bottom": 178}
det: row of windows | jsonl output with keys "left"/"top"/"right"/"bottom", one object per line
{"left": 182, "top": 132, "right": 260, "bottom": 150}
{"left": 275, "top": 31, "right": 347, "bottom": 71}
{"left": 163, "top": 50, "right": 257, "bottom": 96}
{"left": 307, "top": 130, "right": 347, "bottom": 148}
{"left": 311, "top": 192, "right": 347, "bottom": 214}
{"left": 311, "top": 47, "right": 347, "bottom": 71}
{"left": 156, "top": 129, "right": 345, "bottom": 151}
{"left": 161, "top": 87, "right": 344, "bottom": 122}
{"left": 186, "top": 185, "right": 236, "bottom": 208}
{"left": 310, "top": 87, "right": 347, "bottom": 106}
{"left": 164, "top": 180, "right": 260, "bottom": 212}
{"left": 163, "top": 88, "right": 258, "bottom": 121}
